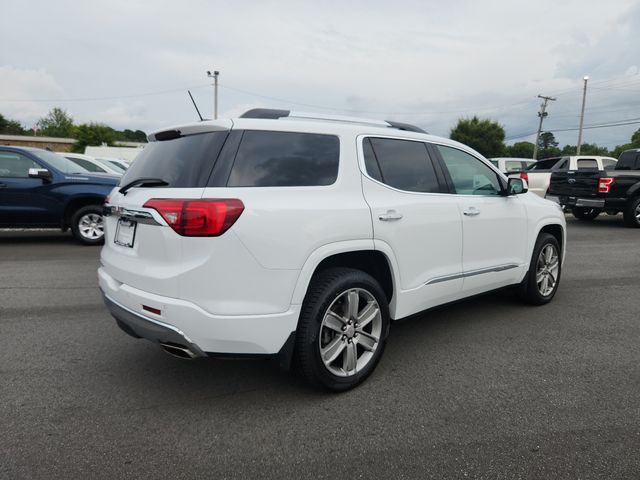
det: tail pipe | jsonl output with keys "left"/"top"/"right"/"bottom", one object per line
{"left": 159, "top": 342, "right": 199, "bottom": 360}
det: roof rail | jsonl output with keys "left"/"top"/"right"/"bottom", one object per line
{"left": 239, "top": 108, "right": 427, "bottom": 134}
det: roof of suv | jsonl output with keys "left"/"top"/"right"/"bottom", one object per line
{"left": 148, "top": 108, "right": 486, "bottom": 161}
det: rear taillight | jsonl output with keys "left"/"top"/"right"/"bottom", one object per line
{"left": 143, "top": 198, "right": 244, "bottom": 237}
{"left": 520, "top": 172, "right": 529, "bottom": 182}
{"left": 598, "top": 177, "right": 615, "bottom": 194}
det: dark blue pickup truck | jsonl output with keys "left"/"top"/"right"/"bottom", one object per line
{"left": 0, "top": 146, "right": 118, "bottom": 244}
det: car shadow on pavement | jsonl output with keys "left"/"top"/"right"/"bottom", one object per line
{"left": 0, "top": 230, "right": 76, "bottom": 244}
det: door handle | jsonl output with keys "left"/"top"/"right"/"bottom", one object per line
{"left": 463, "top": 207, "right": 480, "bottom": 217}
{"left": 379, "top": 210, "right": 403, "bottom": 221}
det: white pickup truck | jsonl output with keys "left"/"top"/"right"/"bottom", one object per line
{"left": 515, "top": 156, "right": 618, "bottom": 198}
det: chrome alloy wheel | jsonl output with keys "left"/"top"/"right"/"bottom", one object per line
{"left": 319, "top": 288, "right": 383, "bottom": 377}
{"left": 635, "top": 203, "right": 640, "bottom": 222}
{"left": 78, "top": 213, "right": 104, "bottom": 240}
{"left": 536, "top": 244, "right": 559, "bottom": 297}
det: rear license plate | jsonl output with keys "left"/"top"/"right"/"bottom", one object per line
{"left": 115, "top": 219, "right": 137, "bottom": 247}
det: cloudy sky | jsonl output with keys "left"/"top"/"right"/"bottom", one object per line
{"left": 2, "top": 0, "right": 639, "bottom": 149}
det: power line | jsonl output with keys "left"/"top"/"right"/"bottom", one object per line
{"left": 0, "top": 84, "right": 211, "bottom": 103}
{"left": 506, "top": 117, "right": 640, "bottom": 141}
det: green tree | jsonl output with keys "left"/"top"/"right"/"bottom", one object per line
{"left": 38, "top": 107, "right": 75, "bottom": 137}
{"left": 72, "top": 123, "right": 116, "bottom": 153}
{"left": 630, "top": 128, "right": 640, "bottom": 148}
{"left": 116, "top": 128, "right": 147, "bottom": 142}
{"left": 537, "top": 132, "right": 561, "bottom": 159}
{"left": 0, "top": 113, "right": 28, "bottom": 135}
{"left": 505, "top": 141, "right": 535, "bottom": 158}
{"left": 450, "top": 116, "right": 506, "bottom": 157}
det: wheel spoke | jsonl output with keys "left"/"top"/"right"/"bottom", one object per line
{"left": 343, "top": 342, "right": 357, "bottom": 373}
{"left": 346, "top": 290, "right": 359, "bottom": 320}
{"left": 536, "top": 270, "right": 545, "bottom": 283}
{"left": 321, "top": 336, "right": 346, "bottom": 364}
{"left": 540, "top": 275, "right": 548, "bottom": 293}
{"left": 356, "top": 333, "right": 377, "bottom": 352}
{"left": 324, "top": 312, "right": 345, "bottom": 333}
{"left": 356, "top": 301, "right": 379, "bottom": 328}
{"left": 544, "top": 246, "right": 553, "bottom": 263}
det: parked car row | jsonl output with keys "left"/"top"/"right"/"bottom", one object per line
{"left": 3, "top": 110, "right": 637, "bottom": 390}
{"left": 547, "top": 148, "right": 640, "bottom": 227}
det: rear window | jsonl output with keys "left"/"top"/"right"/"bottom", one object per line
{"left": 227, "top": 131, "right": 339, "bottom": 187}
{"left": 119, "top": 132, "right": 228, "bottom": 188}
{"left": 577, "top": 159, "right": 598, "bottom": 169}
{"left": 505, "top": 160, "right": 522, "bottom": 172}
{"left": 616, "top": 151, "right": 640, "bottom": 170}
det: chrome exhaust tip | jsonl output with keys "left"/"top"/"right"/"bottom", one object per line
{"left": 159, "top": 342, "right": 198, "bottom": 360}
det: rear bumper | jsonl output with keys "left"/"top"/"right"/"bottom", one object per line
{"left": 99, "top": 267, "right": 300, "bottom": 355}
{"left": 547, "top": 195, "right": 605, "bottom": 209}
{"left": 103, "top": 294, "right": 207, "bottom": 358}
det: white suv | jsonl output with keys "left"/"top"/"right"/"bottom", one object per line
{"left": 99, "top": 109, "right": 566, "bottom": 391}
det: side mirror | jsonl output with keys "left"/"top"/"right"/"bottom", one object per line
{"left": 28, "top": 168, "right": 52, "bottom": 182}
{"left": 507, "top": 177, "right": 528, "bottom": 195}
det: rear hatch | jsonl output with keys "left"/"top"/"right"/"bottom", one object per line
{"left": 101, "top": 122, "right": 232, "bottom": 297}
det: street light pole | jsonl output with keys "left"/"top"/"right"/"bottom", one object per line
{"left": 576, "top": 75, "right": 589, "bottom": 155}
{"left": 207, "top": 70, "right": 220, "bottom": 119}
{"left": 532, "top": 95, "right": 556, "bottom": 160}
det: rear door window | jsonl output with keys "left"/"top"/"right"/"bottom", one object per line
{"left": 528, "top": 158, "right": 560, "bottom": 170}
{"left": 120, "top": 131, "right": 228, "bottom": 188}
{"left": 68, "top": 157, "right": 106, "bottom": 173}
{"left": 365, "top": 137, "right": 441, "bottom": 193}
{"left": 227, "top": 131, "right": 339, "bottom": 187}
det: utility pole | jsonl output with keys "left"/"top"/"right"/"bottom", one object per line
{"left": 532, "top": 94, "right": 556, "bottom": 160}
{"left": 576, "top": 75, "right": 589, "bottom": 155}
{"left": 207, "top": 70, "right": 220, "bottom": 119}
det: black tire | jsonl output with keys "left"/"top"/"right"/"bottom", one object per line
{"left": 571, "top": 207, "right": 601, "bottom": 221}
{"left": 623, "top": 197, "right": 640, "bottom": 228}
{"left": 519, "top": 233, "right": 561, "bottom": 305}
{"left": 294, "top": 268, "right": 390, "bottom": 392}
{"left": 70, "top": 205, "right": 105, "bottom": 245}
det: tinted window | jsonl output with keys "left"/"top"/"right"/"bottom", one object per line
{"left": 577, "top": 159, "right": 598, "bottom": 169}
{"left": 437, "top": 145, "right": 501, "bottom": 196}
{"left": 602, "top": 158, "right": 617, "bottom": 169}
{"left": 227, "top": 131, "right": 339, "bottom": 187}
{"left": 120, "top": 132, "right": 228, "bottom": 188}
{"left": 362, "top": 138, "right": 383, "bottom": 182}
{"left": 616, "top": 151, "right": 640, "bottom": 170}
{"left": 0, "top": 152, "right": 40, "bottom": 177}
{"left": 68, "top": 157, "right": 106, "bottom": 173}
{"left": 367, "top": 137, "right": 440, "bottom": 193}
{"left": 528, "top": 158, "right": 561, "bottom": 170}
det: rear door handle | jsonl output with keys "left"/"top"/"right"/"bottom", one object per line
{"left": 463, "top": 207, "right": 480, "bottom": 217}
{"left": 379, "top": 210, "right": 403, "bottom": 221}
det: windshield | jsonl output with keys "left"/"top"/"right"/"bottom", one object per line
{"left": 95, "top": 158, "right": 125, "bottom": 173}
{"left": 33, "top": 150, "right": 90, "bottom": 174}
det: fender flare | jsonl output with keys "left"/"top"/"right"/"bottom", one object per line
{"left": 289, "top": 238, "right": 402, "bottom": 318}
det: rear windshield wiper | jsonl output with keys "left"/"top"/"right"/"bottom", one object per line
{"left": 119, "top": 178, "right": 169, "bottom": 195}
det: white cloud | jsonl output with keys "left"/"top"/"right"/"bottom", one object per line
{"left": 0, "top": 66, "right": 64, "bottom": 126}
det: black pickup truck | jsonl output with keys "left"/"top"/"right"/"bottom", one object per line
{"left": 547, "top": 149, "right": 640, "bottom": 227}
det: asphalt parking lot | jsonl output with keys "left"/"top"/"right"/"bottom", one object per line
{"left": 1, "top": 216, "right": 639, "bottom": 479}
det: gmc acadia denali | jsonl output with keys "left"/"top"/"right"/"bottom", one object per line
{"left": 100, "top": 109, "right": 566, "bottom": 391}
